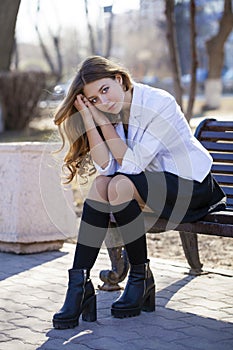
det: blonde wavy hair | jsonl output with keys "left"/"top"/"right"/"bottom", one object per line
{"left": 54, "top": 55, "right": 133, "bottom": 183}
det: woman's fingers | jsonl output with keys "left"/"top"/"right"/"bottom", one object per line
{"left": 74, "top": 96, "right": 108, "bottom": 126}
{"left": 74, "top": 94, "right": 86, "bottom": 110}
{"left": 74, "top": 95, "right": 94, "bottom": 125}
{"left": 85, "top": 99, "right": 98, "bottom": 115}
{"left": 83, "top": 97, "right": 92, "bottom": 108}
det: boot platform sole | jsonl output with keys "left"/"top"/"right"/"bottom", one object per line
{"left": 111, "top": 306, "right": 141, "bottom": 318}
{"left": 53, "top": 317, "right": 79, "bottom": 329}
{"left": 111, "top": 285, "right": 156, "bottom": 318}
{"left": 53, "top": 295, "right": 97, "bottom": 329}
{"left": 53, "top": 312, "right": 97, "bottom": 329}
{"left": 111, "top": 304, "right": 155, "bottom": 318}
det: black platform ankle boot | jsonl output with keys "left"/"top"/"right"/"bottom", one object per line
{"left": 53, "top": 269, "right": 96, "bottom": 329}
{"left": 111, "top": 260, "right": 155, "bottom": 318}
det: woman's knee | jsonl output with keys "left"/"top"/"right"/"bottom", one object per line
{"left": 108, "top": 175, "right": 135, "bottom": 205}
{"left": 87, "top": 175, "right": 111, "bottom": 202}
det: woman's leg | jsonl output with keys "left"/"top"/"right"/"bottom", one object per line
{"left": 108, "top": 175, "right": 155, "bottom": 318}
{"left": 108, "top": 174, "right": 148, "bottom": 265}
{"left": 72, "top": 175, "right": 112, "bottom": 269}
{"left": 53, "top": 175, "right": 111, "bottom": 329}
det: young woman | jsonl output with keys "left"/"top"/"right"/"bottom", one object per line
{"left": 52, "top": 55, "right": 226, "bottom": 329}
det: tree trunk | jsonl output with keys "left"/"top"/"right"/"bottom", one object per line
{"left": 53, "top": 35, "right": 63, "bottom": 83}
{"left": 84, "top": 0, "right": 96, "bottom": 55}
{"left": 204, "top": 0, "right": 233, "bottom": 109}
{"left": 35, "top": 25, "right": 63, "bottom": 83}
{"left": 35, "top": 25, "right": 57, "bottom": 74}
{"left": 35, "top": 1, "right": 63, "bottom": 83}
{"left": 186, "top": 0, "right": 197, "bottom": 122}
{"left": 0, "top": 0, "right": 21, "bottom": 71}
{"left": 165, "top": 0, "right": 183, "bottom": 109}
{"left": 105, "top": 6, "right": 115, "bottom": 58}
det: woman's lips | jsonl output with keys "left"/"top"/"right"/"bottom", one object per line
{"left": 108, "top": 103, "right": 116, "bottom": 111}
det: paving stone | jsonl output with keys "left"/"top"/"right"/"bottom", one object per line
{"left": 0, "top": 340, "right": 37, "bottom": 350}
{"left": 0, "top": 333, "right": 12, "bottom": 342}
{"left": 213, "top": 340, "right": 233, "bottom": 350}
{"left": 2, "top": 327, "right": 46, "bottom": 346}
{"left": 175, "top": 337, "right": 233, "bottom": 350}
{"left": 8, "top": 317, "right": 52, "bottom": 333}
{"left": 183, "top": 313, "right": 233, "bottom": 331}
{"left": 36, "top": 338, "right": 91, "bottom": 350}
{"left": 0, "top": 243, "right": 232, "bottom": 350}
{"left": 178, "top": 325, "right": 233, "bottom": 342}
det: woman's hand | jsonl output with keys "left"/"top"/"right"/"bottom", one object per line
{"left": 74, "top": 94, "right": 111, "bottom": 168}
{"left": 74, "top": 94, "right": 92, "bottom": 119}
{"left": 74, "top": 94, "right": 95, "bottom": 130}
{"left": 74, "top": 94, "right": 110, "bottom": 127}
{"left": 84, "top": 99, "right": 110, "bottom": 127}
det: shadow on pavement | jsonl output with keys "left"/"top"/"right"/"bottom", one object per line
{"left": 36, "top": 275, "right": 233, "bottom": 350}
{"left": 0, "top": 250, "right": 68, "bottom": 281}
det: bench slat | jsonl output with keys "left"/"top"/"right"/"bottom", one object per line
{"left": 200, "top": 131, "right": 233, "bottom": 141}
{"left": 210, "top": 153, "right": 233, "bottom": 163}
{"left": 205, "top": 121, "right": 233, "bottom": 130}
{"left": 145, "top": 210, "right": 233, "bottom": 225}
{"left": 201, "top": 141, "right": 233, "bottom": 152}
{"left": 203, "top": 210, "right": 233, "bottom": 223}
{"left": 227, "top": 198, "right": 233, "bottom": 208}
{"left": 212, "top": 164, "right": 233, "bottom": 174}
{"left": 212, "top": 174, "right": 233, "bottom": 185}
{"left": 221, "top": 186, "right": 233, "bottom": 197}
{"left": 147, "top": 217, "right": 233, "bottom": 238}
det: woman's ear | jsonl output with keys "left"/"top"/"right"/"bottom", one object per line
{"left": 115, "top": 74, "right": 123, "bottom": 85}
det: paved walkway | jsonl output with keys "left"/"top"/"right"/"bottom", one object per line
{"left": 0, "top": 243, "right": 233, "bottom": 350}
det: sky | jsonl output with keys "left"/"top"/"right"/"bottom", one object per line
{"left": 16, "top": 0, "right": 140, "bottom": 44}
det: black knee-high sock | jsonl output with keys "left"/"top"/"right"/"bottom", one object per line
{"left": 111, "top": 199, "right": 147, "bottom": 265}
{"left": 72, "top": 199, "right": 110, "bottom": 270}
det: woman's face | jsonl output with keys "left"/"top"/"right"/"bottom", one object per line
{"left": 83, "top": 76, "right": 125, "bottom": 114}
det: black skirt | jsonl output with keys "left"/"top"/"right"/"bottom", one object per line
{"left": 109, "top": 171, "right": 226, "bottom": 224}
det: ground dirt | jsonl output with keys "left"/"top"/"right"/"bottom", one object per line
{"left": 146, "top": 231, "right": 233, "bottom": 271}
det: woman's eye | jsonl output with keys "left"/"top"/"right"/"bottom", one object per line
{"left": 90, "top": 98, "right": 97, "bottom": 104}
{"left": 102, "top": 87, "right": 109, "bottom": 94}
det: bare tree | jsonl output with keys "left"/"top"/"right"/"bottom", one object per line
{"left": 12, "top": 37, "right": 19, "bottom": 70}
{"left": 0, "top": 0, "right": 21, "bottom": 71}
{"left": 104, "top": 5, "right": 115, "bottom": 58}
{"left": 84, "top": 0, "right": 96, "bottom": 55}
{"left": 35, "top": 25, "right": 63, "bottom": 83}
{"left": 204, "top": 0, "right": 233, "bottom": 109}
{"left": 35, "top": 1, "right": 63, "bottom": 83}
{"left": 165, "top": 0, "right": 183, "bottom": 109}
{"left": 165, "top": 0, "right": 198, "bottom": 122}
{"left": 186, "top": 0, "right": 198, "bottom": 122}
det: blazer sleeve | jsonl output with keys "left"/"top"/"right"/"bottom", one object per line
{"left": 93, "top": 151, "right": 117, "bottom": 176}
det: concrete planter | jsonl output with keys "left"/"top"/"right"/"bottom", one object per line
{"left": 0, "top": 142, "right": 77, "bottom": 253}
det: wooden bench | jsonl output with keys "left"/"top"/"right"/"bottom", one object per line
{"left": 99, "top": 118, "right": 233, "bottom": 291}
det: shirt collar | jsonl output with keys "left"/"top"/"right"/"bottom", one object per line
{"left": 129, "top": 82, "right": 143, "bottom": 119}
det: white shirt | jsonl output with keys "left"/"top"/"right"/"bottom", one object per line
{"left": 94, "top": 82, "right": 212, "bottom": 183}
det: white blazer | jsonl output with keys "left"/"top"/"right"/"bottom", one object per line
{"left": 94, "top": 82, "right": 212, "bottom": 183}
